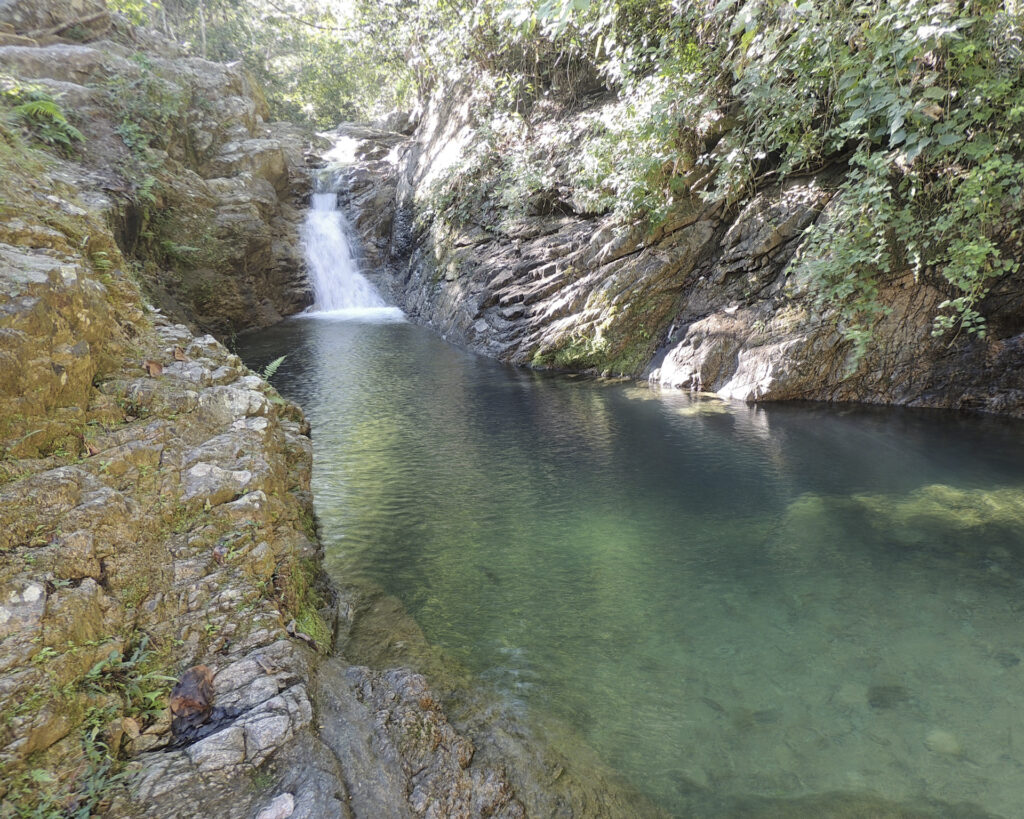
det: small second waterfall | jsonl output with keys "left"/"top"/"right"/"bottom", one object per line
{"left": 302, "top": 182, "right": 397, "bottom": 316}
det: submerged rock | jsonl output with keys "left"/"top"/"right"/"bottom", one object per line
{"left": 924, "top": 728, "right": 962, "bottom": 757}
{"left": 867, "top": 685, "right": 912, "bottom": 710}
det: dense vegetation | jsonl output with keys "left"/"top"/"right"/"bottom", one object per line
{"left": 111, "top": 0, "right": 1022, "bottom": 345}
{"left": 107, "top": 0, "right": 413, "bottom": 126}
{"left": 392, "top": 0, "right": 1024, "bottom": 348}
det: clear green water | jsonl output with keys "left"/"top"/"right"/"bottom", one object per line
{"left": 241, "top": 313, "right": 1024, "bottom": 817}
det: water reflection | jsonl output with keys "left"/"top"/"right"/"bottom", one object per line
{"left": 240, "top": 317, "right": 1024, "bottom": 818}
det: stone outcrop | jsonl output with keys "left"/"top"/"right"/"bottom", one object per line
{"left": 325, "top": 584, "right": 667, "bottom": 819}
{"left": 344, "top": 91, "right": 1024, "bottom": 417}
{"left": 0, "top": 79, "right": 523, "bottom": 819}
{"left": 0, "top": 111, "right": 338, "bottom": 806}
{"left": 0, "top": 154, "right": 335, "bottom": 810}
{"left": 0, "top": 0, "right": 111, "bottom": 45}
{"left": 0, "top": 3, "right": 318, "bottom": 335}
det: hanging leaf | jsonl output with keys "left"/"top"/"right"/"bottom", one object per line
{"left": 260, "top": 355, "right": 287, "bottom": 380}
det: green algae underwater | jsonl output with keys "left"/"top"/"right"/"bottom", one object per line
{"left": 241, "top": 313, "right": 1024, "bottom": 818}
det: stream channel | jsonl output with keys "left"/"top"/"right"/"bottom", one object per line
{"left": 238, "top": 184, "right": 1024, "bottom": 818}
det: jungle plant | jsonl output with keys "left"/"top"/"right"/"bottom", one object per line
{"left": 0, "top": 80, "right": 84, "bottom": 154}
{"left": 81, "top": 634, "right": 175, "bottom": 721}
{"left": 419, "top": 0, "right": 1024, "bottom": 347}
{"left": 260, "top": 355, "right": 287, "bottom": 381}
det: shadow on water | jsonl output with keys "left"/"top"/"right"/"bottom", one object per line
{"left": 240, "top": 314, "right": 1024, "bottom": 818}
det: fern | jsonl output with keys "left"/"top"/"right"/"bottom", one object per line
{"left": 3, "top": 84, "right": 84, "bottom": 153}
{"left": 260, "top": 355, "right": 287, "bottom": 381}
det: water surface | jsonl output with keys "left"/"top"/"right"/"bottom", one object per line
{"left": 240, "top": 314, "right": 1024, "bottom": 817}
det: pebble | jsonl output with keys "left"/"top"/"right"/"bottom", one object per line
{"left": 924, "top": 728, "right": 961, "bottom": 756}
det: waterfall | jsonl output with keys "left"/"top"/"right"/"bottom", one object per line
{"left": 301, "top": 177, "right": 401, "bottom": 319}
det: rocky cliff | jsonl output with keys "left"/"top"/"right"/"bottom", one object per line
{"left": 349, "top": 88, "right": 1024, "bottom": 417}
{"left": 1, "top": 0, "right": 316, "bottom": 336}
{"left": 0, "top": 3, "right": 334, "bottom": 813}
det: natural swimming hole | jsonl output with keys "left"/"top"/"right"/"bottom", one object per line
{"left": 241, "top": 312, "right": 1024, "bottom": 817}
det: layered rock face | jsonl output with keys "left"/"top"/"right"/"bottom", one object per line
{"left": 1, "top": 1, "right": 315, "bottom": 335}
{"left": 351, "top": 92, "right": 1024, "bottom": 416}
{"left": 0, "top": 128, "right": 331, "bottom": 814}
{"left": 1, "top": 31, "right": 322, "bottom": 799}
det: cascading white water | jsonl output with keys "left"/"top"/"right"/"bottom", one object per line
{"left": 302, "top": 185, "right": 391, "bottom": 314}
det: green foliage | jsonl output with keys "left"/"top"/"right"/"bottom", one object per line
{"left": 91, "top": 250, "right": 114, "bottom": 271}
{"left": 102, "top": 56, "right": 184, "bottom": 209}
{"left": 158, "top": 239, "right": 199, "bottom": 264}
{"left": 0, "top": 80, "right": 84, "bottom": 154}
{"left": 414, "top": 0, "right": 1024, "bottom": 349}
{"left": 275, "top": 555, "right": 332, "bottom": 653}
{"left": 95, "top": 52, "right": 191, "bottom": 243}
{"left": 109, "top": 0, "right": 161, "bottom": 26}
{"left": 260, "top": 355, "right": 287, "bottom": 381}
{"left": 420, "top": 109, "right": 566, "bottom": 233}
{"left": 124, "top": 0, "right": 414, "bottom": 127}
{"left": 705, "top": 0, "right": 1023, "bottom": 344}
{"left": 106, "top": 53, "right": 186, "bottom": 146}
{"left": 82, "top": 635, "right": 175, "bottom": 721}
{"left": 1, "top": 634, "right": 173, "bottom": 817}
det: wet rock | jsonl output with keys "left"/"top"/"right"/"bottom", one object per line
{"left": 170, "top": 665, "right": 215, "bottom": 738}
{"left": 313, "top": 658, "right": 525, "bottom": 819}
{"left": 326, "top": 584, "right": 668, "bottom": 818}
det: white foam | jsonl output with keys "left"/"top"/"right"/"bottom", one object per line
{"left": 302, "top": 182, "right": 396, "bottom": 315}
{"left": 296, "top": 306, "right": 406, "bottom": 323}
